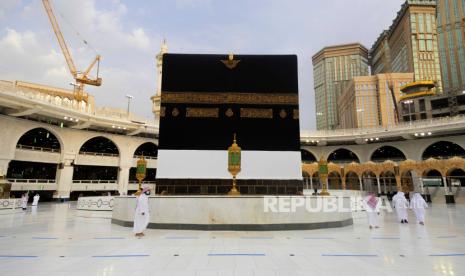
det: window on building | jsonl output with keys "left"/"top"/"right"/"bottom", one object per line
{"left": 418, "top": 14, "right": 425, "bottom": 33}
{"left": 411, "top": 14, "right": 417, "bottom": 33}
{"left": 419, "top": 39, "right": 426, "bottom": 51}
{"left": 431, "top": 98, "right": 449, "bottom": 110}
{"left": 425, "top": 14, "right": 432, "bottom": 33}
{"left": 419, "top": 99, "right": 426, "bottom": 111}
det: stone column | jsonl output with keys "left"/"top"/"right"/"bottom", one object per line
{"left": 54, "top": 159, "right": 74, "bottom": 201}
{"left": 341, "top": 176, "right": 346, "bottom": 190}
{"left": 118, "top": 166, "right": 131, "bottom": 195}
{"left": 411, "top": 170, "right": 422, "bottom": 193}
{"left": 442, "top": 176, "right": 449, "bottom": 195}
{"left": 359, "top": 176, "right": 363, "bottom": 191}
{"left": 0, "top": 158, "right": 10, "bottom": 177}
{"left": 419, "top": 177, "right": 424, "bottom": 194}
{"left": 376, "top": 176, "right": 381, "bottom": 195}
{"left": 310, "top": 176, "right": 313, "bottom": 190}
{"left": 395, "top": 175, "right": 402, "bottom": 191}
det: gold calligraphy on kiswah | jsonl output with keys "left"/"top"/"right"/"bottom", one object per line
{"left": 161, "top": 92, "right": 298, "bottom": 105}
{"left": 240, "top": 108, "right": 273, "bottom": 119}
{"left": 186, "top": 107, "right": 219, "bottom": 118}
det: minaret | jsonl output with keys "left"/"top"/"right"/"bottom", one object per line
{"left": 151, "top": 39, "right": 168, "bottom": 125}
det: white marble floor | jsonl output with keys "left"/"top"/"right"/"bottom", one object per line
{"left": 1, "top": 202, "right": 465, "bottom": 276}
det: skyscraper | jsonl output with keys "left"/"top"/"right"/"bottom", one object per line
{"left": 370, "top": 0, "right": 442, "bottom": 93}
{"left": 337, "top": 73, "right": 414, "bottom": 129}
{"left": 312, "top": 43, "right": 369, "bottom": 130}
{"left": 437, "top": 0, "right": 465, "bottom": 93}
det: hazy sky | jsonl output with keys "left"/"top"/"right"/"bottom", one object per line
{"left": 0, "top": 0, "right": 405, "bottom": 130}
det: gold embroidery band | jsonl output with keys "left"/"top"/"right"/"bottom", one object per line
{"left": 293, "top": 109, "right": 299, "bottom": 120}
{"left": 186, "top": 107, "right": 219, "bottom": 118}
{"left": 161, "top": 92, "right": 298, "bottom": 105}
{"left": 160, "top": 106, "right": 166, "bottom": 117}
{"left": 240, "top": 108, "right": 273, "bottom": 119}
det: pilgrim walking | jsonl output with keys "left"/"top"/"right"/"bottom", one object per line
{"left": 134, "top": 186, "right": 150, "bottom": 238}
{"left": 410, "top": 192, "right": 428, "bottom": 225}
{"left": 364, "top": 193, "right": 380, "bottom": 229}
{"left": 21, "top": 193, "right": 29, "bottom": 211}
{"left": 32, "top": 193, "right": 40, "bottom": 206}
{"left": 392, "top": 191, "right": 409, "bottom": 223}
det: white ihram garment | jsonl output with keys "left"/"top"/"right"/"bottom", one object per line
{"left": 392, "top": 192, "right": 408, "bottom": 222}
{"left": 410, "top": 193, "right": 428, "bottom": 223}
{"left": 32, "top": 195, "right": 40, "bottom": 206}
{"left": 133, "top": 193, "right": 150, "bottom": 233}
{"left": 364, "top": 196, "right": 380, "bottom": 227}
{"left": 21, "top": 195, "right": 28, "bottom": 209}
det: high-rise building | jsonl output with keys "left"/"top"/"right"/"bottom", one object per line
{"left": 338, "top": 73, "right": 414, "bottom": 129}
{"left": 437, "top": 0, "right": 465, "bottom": 93}
{"left": 370, "top": 0, "right": 442, "bottom": 93}
{"left": 312, "top": 43, "right": 369, "bottom": 130}
{"left": 371, "top": 31, "right": 392, "bottom": 75}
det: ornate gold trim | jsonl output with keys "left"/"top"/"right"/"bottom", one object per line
{"left": 221, "top": 53, "right": 241, "bottom": 69}
{"left": 161, "top": 92, "right": 298, "bottom": 105}
{"left": 225, "top": 108, "right": 234, "bottom": 117}
{"left": 160, "top": 106, "right": 166, "bottom": 117}
{"left": 186, "top": 107, "right": 219, "bottom": 118}
{"left": 240, "top": 108, "right": 273, "bottom": 119}
{"left": 172, "top": 108, "right": 179, "bottom": 117}
{"left": 279, "top": 109, "right": 287, "bottom": 118}
{"left": 293, "top": 109, "right": 299, "bottom": 120}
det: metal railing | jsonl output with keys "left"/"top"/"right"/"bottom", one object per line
{"left": 79, "top": 151, "right": 119, "bottom": 157}
{"left": 301, "top": 114, "right": 465, "bottom": 138}
{"left": 72, "top": 180, "right": 117, "bottom": 184}
{"left": 0, "top": 81, "right": 92, "bottom": 113}
{"left": 370, "top": 158, "right": 407, "bottom": 163}
{"left": 8, "top": 179, "right": 56, "bottom": 184}
{"left": 421, "top": 155, "right": 465, "bottom": 160}
{"left": 327, "top": 159, "right": 360, "bottom": 164}
{"left": 128, "top": 180, "right": 156, "bottom": 184}
{"left": 154, "top": 183, "right": 303, "bottom": 195}
{"left": 0, "top": 81, "right": 158, "bottom": 132}
{"left": 133, "top": 155, "right": 157, "bottom": 160}
{"left": 16, "top": 144, "right": 60, "bottom": 153}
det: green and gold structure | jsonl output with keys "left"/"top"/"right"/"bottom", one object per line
{"left": 318, "top": 157, "right": 330, "bottom": 196}
{"left": 136, "top": 155, "right": 147, "bottom": 192}
{"left": 227, "top": 134, "right": 241, "bottom": 196}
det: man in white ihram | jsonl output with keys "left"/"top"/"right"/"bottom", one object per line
{"left": 32, "top": 194, "right": 40, "bottom": 206}
{"left": 410, "top": 192, "right": 428, "bottom": 225}
{"left": 134, "top": 186, "right": 150, "bottom": 238}
{"left": 392, "top": 191, "right": 409, "bottom": 223}
{"left": 21, "top": 193, "right": 29, "bottom": 211}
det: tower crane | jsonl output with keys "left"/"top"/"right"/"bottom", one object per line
{"left": 42, "top": 0, "right": 102, "bottom": 102}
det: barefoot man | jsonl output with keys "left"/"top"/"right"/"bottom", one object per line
{"left": 134, "top": 186, "right": 150, "bottom": 238}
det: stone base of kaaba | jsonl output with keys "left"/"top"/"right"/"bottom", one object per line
{"left": 154, "top": 179, "right": 303, "bottom": 195}
{"left": 111, "top": 195, "right": 353, "bottom": 231}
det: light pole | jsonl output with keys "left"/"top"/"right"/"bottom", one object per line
{"left": 69, "top": 82, "right": 78, "bottom": 91}
{"left": 357, "top": 108, "right": 364, "bottom": 129}
{"left": 126, "top": 94, "right": 134, "bottom": 116}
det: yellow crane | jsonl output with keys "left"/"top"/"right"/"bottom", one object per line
{"left": 42, "top": 0, "right": 102, "bottom": 102}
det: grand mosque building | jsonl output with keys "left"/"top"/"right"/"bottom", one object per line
{"left": 3, "top": 1, "right": 465, "bottom": 275}
{"left": 1, "top": 48, "right": 464, "bottom": 203}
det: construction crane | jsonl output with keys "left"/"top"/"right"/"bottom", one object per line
{"left": 42, "top": 0, "right": 102, "bottom": 102}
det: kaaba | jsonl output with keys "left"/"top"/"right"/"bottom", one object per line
{"left": 156, "top": 53, "right": 302, "bottom": 194}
